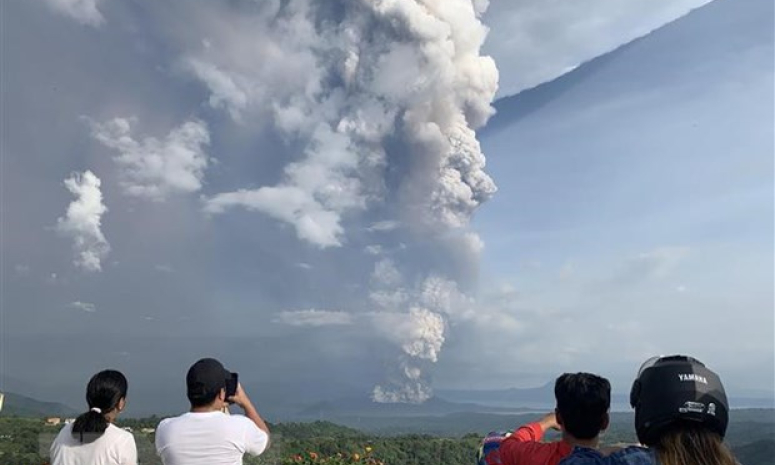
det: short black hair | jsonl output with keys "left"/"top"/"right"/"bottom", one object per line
{"left": 555, "top": 372, "right": 611, "bottom": 439}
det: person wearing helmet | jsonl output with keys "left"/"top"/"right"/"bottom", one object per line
{"left": 559, "top": 355, "right": 738, "bottom": 465}
{"left": 500, "top": 372, "right": 611, "bottom": 465}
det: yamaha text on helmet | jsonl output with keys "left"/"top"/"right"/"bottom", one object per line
{"left": 629, "top": 355, "right": 728, "bottom": 446}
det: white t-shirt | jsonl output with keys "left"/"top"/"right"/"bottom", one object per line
{"left": 50, "top": 422, "right": 137, "bottom": 465}
{"left": 155, "top": 411, "right": 269, "bottom": 465}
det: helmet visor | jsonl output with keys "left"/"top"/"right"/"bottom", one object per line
{"left": 637, "top": 355, "right": 663, "bottom": 377}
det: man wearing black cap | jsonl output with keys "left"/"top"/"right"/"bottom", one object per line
{"left": 155, "top": 358, "right": 270, "bottom": 465}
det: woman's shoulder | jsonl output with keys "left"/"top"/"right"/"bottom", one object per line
{"left": 106, "top": 423, "right": 136, "bottom": 443}
{"left": 52, "top": 422, "right": 75, "bottom": 443}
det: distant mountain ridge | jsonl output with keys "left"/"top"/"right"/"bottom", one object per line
{"left": 0, "top": 391, "right": 78, "bottom": 418}
{"left": 294, "top": 394, "right": 528, "bottom": 420}
{"left": 437, "top": 382, "right": 554, "bottom": 406}
{"left": 436, "top": 384, "right": 774, "bottom": 411}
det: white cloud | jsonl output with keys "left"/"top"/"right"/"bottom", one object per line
{"left": 184, "top": 59, "right": 249, "bottom": 121}
{"left": 367, "top": 221, "right": 400, "bottom": 232}
{"left": 483, "top": 0, "right": 713, "bottom": 96}
{"left": 195, "top": 0, "right": 498, "bottom": 247}
{"left": 91, "top": 118, "right": 210, "bottom": 201}
{"left": 273, "top": 310, "right": 354, "bottom": 327}
{"left": 43, "top": 0, "right": 104, "bottom": 27}
{"left": 69, "top": 301, "right": 97, "bottom": 313}
{"left": 204, "top": 125, "right": 358, "bottom": 247}
{"left": 56, "top": 171, "right": 110, "bottom": 272}
{"left": 364, "top": 245, "right": 384, "bottom": 256}
{"left": 204, "top": 184, "right": 345, "bottom": 248}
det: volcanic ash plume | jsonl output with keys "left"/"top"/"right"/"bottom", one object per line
{"left": 367, "top": 259, "right": 473, "bottom": 403}
{"left": 199, "top": 0, "right": 498, "bottom": 247}
{"left": 189, "top": 0, "right": 498, "bottom": 401}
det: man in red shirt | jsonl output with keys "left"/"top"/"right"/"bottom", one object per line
{"left": 499, "top": 373, "right": 611, "bottom": 465}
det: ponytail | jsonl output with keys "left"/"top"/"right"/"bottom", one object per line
{"left": 71, "top": 370, "right": 128, "bottom": 443}
{"left": 71, "top": 409, "right": 109, "bottom": 443}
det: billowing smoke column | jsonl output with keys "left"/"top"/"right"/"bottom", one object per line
{"left": 368, "top": 259, "right": 473, "bottom": 402}
{"left": 194, "top": 0, "right": 498, "bottom": 402}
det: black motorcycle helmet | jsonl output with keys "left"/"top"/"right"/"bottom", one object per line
{"left": 629, "top": 355, "right": 728, "bottom": 446}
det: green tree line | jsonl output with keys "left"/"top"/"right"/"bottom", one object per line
{"left": 1, "top": 417, "right": 772, "bottom": 465}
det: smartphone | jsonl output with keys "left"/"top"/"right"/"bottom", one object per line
{"left": 225, "top": 372, "right": 239, "bottom": 401}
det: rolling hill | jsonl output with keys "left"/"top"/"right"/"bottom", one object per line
{"left": 0, "top": 392, "right": 78, "bottom": 418}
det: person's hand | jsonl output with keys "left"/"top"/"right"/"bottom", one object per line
{"left": 228, "top": 383, "right": 253, "bottom": 409}
{"left": 539, "top": 412, "right": 561, "bottom": 432}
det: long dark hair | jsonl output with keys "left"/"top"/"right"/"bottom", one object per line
{"left": 655, "top": 423, "right": 737, "bottom": 465}
{"left": 71, "top": 370, "right": 128, "bottom": 443}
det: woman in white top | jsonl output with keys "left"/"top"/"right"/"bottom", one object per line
{"left": 50, "top": 369, "right": 137, "bottom": 465}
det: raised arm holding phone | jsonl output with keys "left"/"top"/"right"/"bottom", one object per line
{"left": 155, "top": 358, "right": 270, "bottom": 465}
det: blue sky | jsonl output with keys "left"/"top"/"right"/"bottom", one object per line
{"left": 1, "top": 0, "right": 772, "bottom": 415}
{"left": 465, "top": 0, "right": 773, "bottom": 394}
